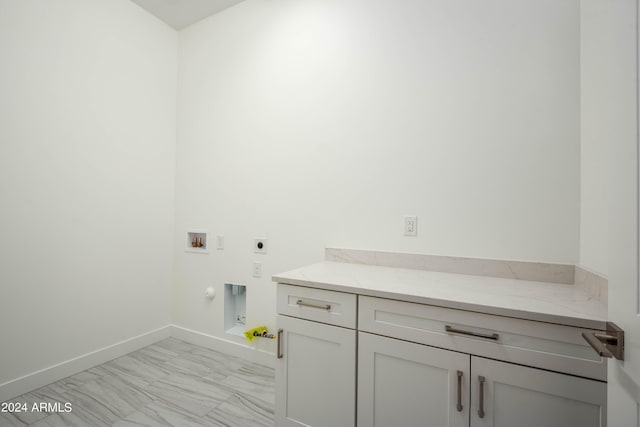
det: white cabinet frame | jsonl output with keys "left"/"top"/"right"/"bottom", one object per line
{"left": 276, "top": 315, "right": 356, "bottom": 427}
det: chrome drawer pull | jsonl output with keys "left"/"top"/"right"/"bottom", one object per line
{"left": 296, "top": 299, "right": 331, "bottom": 311}
{"left": 456, "top": 370, "right": 463, "bottom": 412}
{"left": 445, "top": 325, "right": 499, "bottom": 341}
{"left": 277, "top": 329, "right": 284, "bottom": 359}
{"left": 478, "top": 376, "right": 486, "bottom": 418}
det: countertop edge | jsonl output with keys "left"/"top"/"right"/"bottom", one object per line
{"left": 272, "top": 274, "right": 607, "bottom": 331}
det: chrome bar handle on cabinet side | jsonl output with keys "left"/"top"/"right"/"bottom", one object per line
{"left": 277, "top": 329, "right": 284, "bottom": 359}
{"left": 296, "top": 299, "right": 331, "bottom": 311}
{"left": 456, "top": 370, "right": 463, "bottom": 412}
{"left": 445, "top": 325, "right": 499, "bottom": 341}
{"left": 582, "top": 321, "right": 625, "bottom": 360}
{"left": 477, "top": 376, "right": 486, "bottom": 419}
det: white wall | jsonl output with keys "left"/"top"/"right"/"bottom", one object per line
{"left": 579, "top": 0, "right": 612, "bottom": 277}
{"left": 0, "top": 0, "right": 177, "bottom": 385}
{"left": 174, "top": 0, "right": 581, "bottom": 352}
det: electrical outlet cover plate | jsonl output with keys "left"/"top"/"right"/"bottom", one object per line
{"left": 253, "top": 261, "right": 262, "bottom": 278}
{"left": 254, "top": 238, "right": 267, "bottom": 254}
{"left": 404, "top": 216, "right": 418, "bottom": 236}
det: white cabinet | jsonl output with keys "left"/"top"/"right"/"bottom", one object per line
{"left": 275, "top": 314, "right": 356, "bottom": 427}
{"left": 277, "top": 283, "right": 357, "bottom": 329}
{"left": 358, "top": 332, "right": 470, "bottom": 427}
{"left": 358, "top": 332, "right": 606, "bottom": 427}
{"left": 358, "top": 296, "right": 606, "bottom": 381}
{"left": 470, "top": 357, "right": 606, "bottom": 427}
{"left": 276, "top": 284, "right": 607, "bottom": 427}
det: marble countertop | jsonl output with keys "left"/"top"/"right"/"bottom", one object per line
{"left": 273, "top": 261, "right": 608, "bottom": 330}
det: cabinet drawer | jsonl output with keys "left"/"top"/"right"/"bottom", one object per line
{"left": 277, "top": 284, "right": 356, "bottom": 329}
{"left": 359, "top": 296, "right": 606, "bottom": 381}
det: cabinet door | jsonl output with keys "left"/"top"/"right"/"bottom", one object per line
{"left": 470, "top": 356, "right": 606, "bottom": 427}
{"left": 276, "top": 315, "right": 356, "bottom": 427}
{"left": 358, "top": 332, "right": 470, "bottom": 427}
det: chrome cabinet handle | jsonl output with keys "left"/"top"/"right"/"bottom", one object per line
{"left": 456, "top": 370, "right": 463, "bottom": 412}
{"left": 445, "top": 325, "right": 499, "bottom": 341}
{"left": 478, "top": 376, "right": 486, "bottom": 419}
{"left": 582, "top": 322, "right": 625, "bottom": 360}
{"left": 277, "top": 329, "right": 284, "bottom": 359}
{"left": 296, "top": 299, "right": 331, "bottom": 311}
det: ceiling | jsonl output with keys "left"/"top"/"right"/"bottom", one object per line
{"left": 130, "top": 0, "right": 246, "bottom": 30}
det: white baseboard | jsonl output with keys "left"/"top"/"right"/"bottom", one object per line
{"left": 170, "top": 325, "right": 276, "bottom": 369}
{"left": 0, "top": 324, "right": 275, "bottom": 403}
{"left": 0, "top": 325, "right": 172, "bottom": 403}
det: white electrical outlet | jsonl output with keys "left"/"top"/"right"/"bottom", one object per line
{"left": 216, "top": 235, "right": 224, "bottom": 250}
{"left": 253, "top": 261, "right": 262, "bottom": 278}
{"left": 404, "top": 216, "right": 418, "bottom": 236}
{"left": 254, "top": 238, "right": 268, "bottom": 254}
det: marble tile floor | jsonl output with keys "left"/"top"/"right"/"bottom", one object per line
{"left": 0, "top": 338, "right": 275, "bottom": 427}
